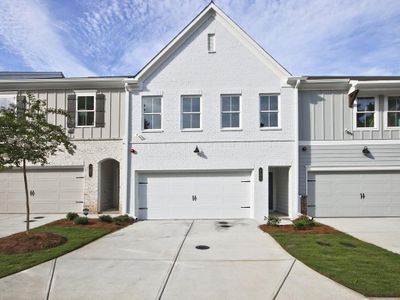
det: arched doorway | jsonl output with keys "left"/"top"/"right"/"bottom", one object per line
{"left": 98, "top": 159, "right": 120, "bottom": 212}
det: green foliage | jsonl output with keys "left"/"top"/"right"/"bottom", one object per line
{"left": 99, "top": 215, "right": 113, "bottom": 223}
{"left": 0, "top": 92, "right": 76, "bottom": 169}
{"left": 66, "top": 212, "right": 79, "bottom": 221}
{"left": 265, "top": 215, "right": 281, "bottom": 226}
{"left": 113, "top": 214, "right": 134, "bottom": 225}
{"left": 74, "top": 217, "right": 89, "bottom": 225}
{"left": 292, "top": 214, "right": 316, "bottom": 229}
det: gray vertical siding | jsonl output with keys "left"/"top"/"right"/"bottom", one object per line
{"left": 299, "top": 90, "right": 400, "bottom": 141}
{"left": 30, "top": 89, "right": 125, "bottom": 140}
{"left": 299, "top": 144, "right": 400, "bottom": 194}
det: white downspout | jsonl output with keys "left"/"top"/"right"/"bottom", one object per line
{"left": 121, "top": 82, "right": 132, "bottom": 215}
{"left": 292, "top": 79, "right": 301, "bottom": 219}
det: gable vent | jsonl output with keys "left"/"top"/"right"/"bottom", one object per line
{"left": 208, "top": 33, "right": 215, "bottom": 53}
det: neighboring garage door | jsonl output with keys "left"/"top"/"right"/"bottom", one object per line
{"left": 308, "top": 171, "right": 400, "bottom": 217}
{"left": 138, "top": 171, "right": 251, "bottom": 219}
{"left": 0, "top": 168, "right": 84, "bottom": 213}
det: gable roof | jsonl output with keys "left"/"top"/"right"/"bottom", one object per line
{"left": 134, "top": 2, "right": 291, "bottom": 81}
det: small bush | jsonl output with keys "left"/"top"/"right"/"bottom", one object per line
{"left": 113, "top": 214, "right": 134, "bottom": 225}
{"left": 66, "top": 212, "right": 79, "bottom": 221}
{"left": 266, "top": 215, "right": 281, "bottom": 226}
{"left": 99, "top": 215, "right": 113, "bottom": 223}
{"left": 292, "top": 214, "right": 315, "bottom": 229}
{"left": 74, "top": 216, "right": 89, "bottom": 225}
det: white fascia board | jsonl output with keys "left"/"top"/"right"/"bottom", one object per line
{"left": 306, "top": 165, "right": 400, "bottom": 172}
{"left": 299, "top": 140, "right": 400, "bottom": 146}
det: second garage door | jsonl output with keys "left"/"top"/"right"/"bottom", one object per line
{"left": 308, "top": 170, "right": 400, "bottom": 217}
{"left": 137, "top": 171, "right": 252, "bottom": 219}
{"left": 0, "top": 168, "right": 84, "bottom": 213}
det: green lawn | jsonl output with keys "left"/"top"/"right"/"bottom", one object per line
{"left": 0, "top": 225, "right": 111, "bottom": 278}
{"left": 270, "top": 231, "right": 400, "bottom": 297}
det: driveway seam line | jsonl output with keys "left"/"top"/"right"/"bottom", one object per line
{"left": 272, "top": 259, "right": 296, "bottom": 300}
{"left": 44, "top": 258, "right": 57, "bottom": 300}
{"left": 157, "top": 220, "right": 194, "bottom": 300}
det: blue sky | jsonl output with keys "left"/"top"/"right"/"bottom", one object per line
{"left": 0, "top": 0, "right": 399, "bottom": 77}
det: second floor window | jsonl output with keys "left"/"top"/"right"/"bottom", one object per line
{"left": 182, "top": 96, "right": 201, "bottom": 129}
{"left": 387, "top": 96, "right": 400, "bottom": 127}
{"left": 143, "top": 96, "right": 162, "bottom": 130}
{"left": 221, "top": 95, "right": 240, "bottom": 128}
{"left": 260, "top": 95, "right": 279, "bottom": 128}
{"left": 77, "top": 95, "right": 95, "bottom": 127}
{"left": 355, "top": 97, "right": 376, "bottom": 129}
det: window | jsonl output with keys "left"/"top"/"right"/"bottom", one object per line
{"left": 76, "top": 95, "right": 95, "bottom": 127}
{"left": 208, "top": 33, "right": 215, "bottom": 52}
{"left": 354, "top": 97, "right": 377, "bottom": 129}
{"left": 387, "top": 96, "right": 400, "bottom": 127}
{"left": 0, "top": 93, "right": 16, "bottom": 109}
{"left": 260, "top": 95, "right": 279, "bottom": 128}
{"left": 221, "top": 95, "right": 240, "bottom": 128}
{"left": 182, "top": 96, "right": 201, "bottom": 129}
{"left": 143, "top": 96, "right": 162, "bottom": 130}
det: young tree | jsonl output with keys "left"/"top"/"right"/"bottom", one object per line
{"left": 0, "top": 93, "right": 76, "bottom": 233}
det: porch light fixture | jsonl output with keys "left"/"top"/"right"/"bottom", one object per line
{"left": 362, "top": 146, "right": 370, "bottom": 155}
{"left": 194, "top": 145, "right": 200, "bottom": 154}
{"left": 83, "top": 208, "right": 89, "bottom": 216}
{"left": 88, "top": 164, "right": 93, "bottom": 177}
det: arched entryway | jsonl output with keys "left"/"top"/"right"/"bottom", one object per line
{"left": 98, "top": 158, "right": 120, "bottom": 212}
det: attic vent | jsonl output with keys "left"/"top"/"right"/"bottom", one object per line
{"left": 208, "top": 33, "right": 215, "bottom": 53}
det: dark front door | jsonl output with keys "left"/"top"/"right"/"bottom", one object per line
{"left": 269, "top": 172, "right": 273, "bottom": 210}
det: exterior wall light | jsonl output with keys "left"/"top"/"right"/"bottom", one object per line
{"left": 88, "top": 164, "right": 93, "bottom": 177}
{"left": 83, "top": 208, "right": 89, "bottom": 216}
{"left": 194, "top": 145, "right": 200, "bottom": 154}
{"left": 362, "top": 146, "right": 370, "bottom": 155}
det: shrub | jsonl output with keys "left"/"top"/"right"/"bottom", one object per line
{"left": 266, "top": 215, "right": 281, "bottom": 226}
{"left": 99, "top": 215, "right": 113, "bottom": 223}
{"left": 66, "top": 212, "right": 79, "bottom": 221}
{"left": 113, "top": 214, "right": 134, "bottom": 225}
{"left": 74, "top": 216, "right": 89, "bottom": 225}
{"left": 292, "top": 214, "right": 315, "bottom": 229}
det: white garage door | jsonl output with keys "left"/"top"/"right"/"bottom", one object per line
{"left": 308, "top": 171, "right": 400, "bottom": 217}
{"left": 0, "top": 168, "right": 84, "bottom": 213}
{"left": 138, "top": 171, "right": 252, "bottom": 219}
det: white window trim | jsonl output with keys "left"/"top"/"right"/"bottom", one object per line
{"left": 142, "top": 96, "right": 163, "bottom": 132}
{"left": 0, "top": 92, "right": 18, "bottom": 109}
{"left": 181, "top": 95, "right": 202, "bottom": 132}
{"left": 352, "top": 96, "right": 379, "bottom": 131}
{"left": 220, "top": 94, "right": 242, "bottom": 130}
{"left": 384, "top": 95, "right": 400, "bottom": 130}
{"left": 259, "top": 94, "right": 281, "bottom": 130}
{"left": 75, "top": 92, "right": 96, "bottom": 128}
{"left": 207, "top": 33, "right": 216, "bottom": 53}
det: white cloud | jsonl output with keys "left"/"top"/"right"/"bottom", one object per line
{"left": 0, "top": 0, "right": 94, "bottom": 76}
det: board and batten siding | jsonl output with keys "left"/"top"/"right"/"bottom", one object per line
{"left": 299, "top": 144, "right": 400, "bottom": 194}
{"left": 32, "top": 89, "right": 125, "bottom": 140}
{"left": 299, "top": 90, "right": 400, "bottom": 141}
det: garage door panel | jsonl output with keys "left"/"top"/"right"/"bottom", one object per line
{"left": 309, "top": 171, "right": 400, "bottom": 217}
{"left": 0, "top": 168, "right": 84, "bottom": 213}
{"left": 138, "top": 171, "right": 251, "bottom": 219}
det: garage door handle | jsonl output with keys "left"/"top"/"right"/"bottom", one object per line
{"left": 75, "top": 201, "right": 84, "bottom": 203}
{"left": 241, "top": 206, "right": 250, "bottom": 208}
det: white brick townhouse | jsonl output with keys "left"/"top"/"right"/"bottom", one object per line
{"left": 0, "top": 3, "right": 399, "bottom": 221}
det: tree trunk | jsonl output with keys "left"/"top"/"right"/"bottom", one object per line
{"left": 23, "top": 159, "right": 30, "bottom": 234}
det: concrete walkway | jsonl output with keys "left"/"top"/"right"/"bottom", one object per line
{"left": 317, "top": 218, "right": 400, "bottom": 254}
{"left": 0, "top": 214, "right": 65, "bottom": 238}
{"left": 0, "top": 219, "right": 364, "bottom": 300}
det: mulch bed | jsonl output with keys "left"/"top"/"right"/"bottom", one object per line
{"left": 259, "top": 223, "right": 338, "bottom": 234}
{"left": 0, "top": 232, "right": 67, "bottom": 255}
{"left": 48, "top": 218, "right": 135, "bottom": 231}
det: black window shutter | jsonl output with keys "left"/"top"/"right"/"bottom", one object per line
{"left": 67, "top": 94, "right": 76, "bottom": 128}
{"left": 16, "top": 95, "right": 26, "bottom": 119}
{"left": 96, "top": 94, "right": 105, "bottom": 127}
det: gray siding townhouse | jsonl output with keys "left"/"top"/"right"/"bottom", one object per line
{"left": 0, "top": 3, "right": 399, "bottom": 220}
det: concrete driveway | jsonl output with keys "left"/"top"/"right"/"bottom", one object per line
{"left": 0, "top": 219, "right": 363, "bottom": 300}
{"left": 0, "top": 214, "right": 65, "bottom": 238}
{"left": 317, "top": 217, "right": 400, "bottom": 254}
